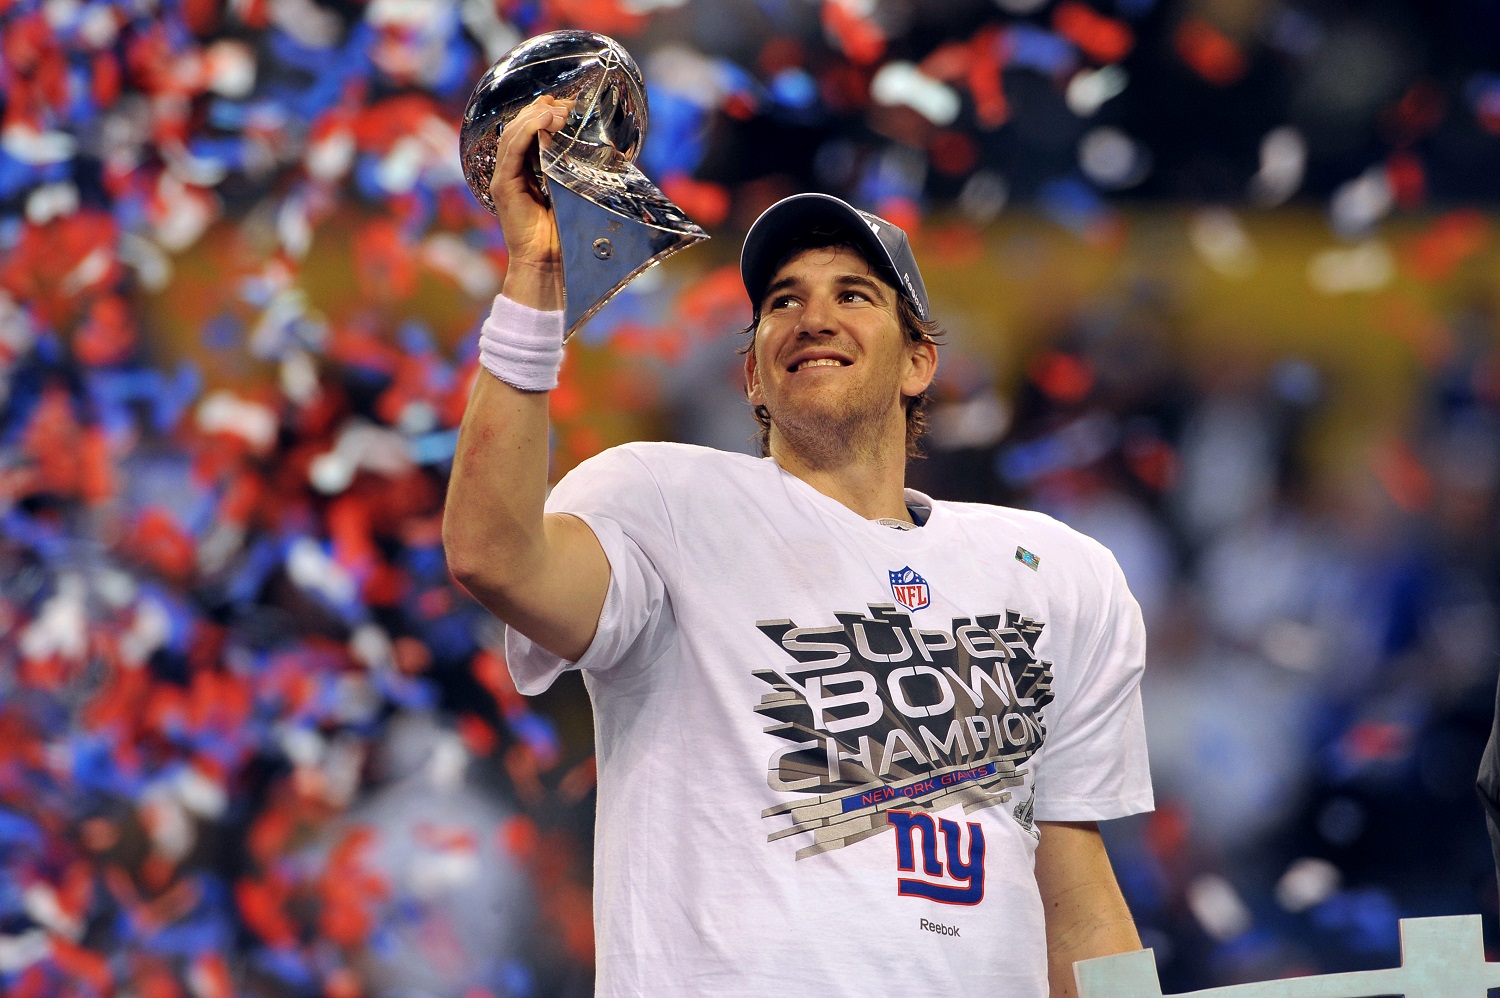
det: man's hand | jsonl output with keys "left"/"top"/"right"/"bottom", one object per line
{"left": 491, "top": 96, "right": 572, "bottom": 311}
{"left": 1034, "top": 820, "right": 1142, "bottom": 998}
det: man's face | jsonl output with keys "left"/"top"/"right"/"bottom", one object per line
{"left": 745, "top": 244, "right": 937, "bottom": 455}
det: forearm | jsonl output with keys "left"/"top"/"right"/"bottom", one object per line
{"left": 443, "top": 257, "right": 565, "bottom": 591}
{"left": 1034, "top": 820, "right": 1141, "bottom": 998}
{"left": 1043, "top": 878, "right": 1140, "bottom": 998}
{"left": 443, "top": 356, "right": 552, "bottom": 589}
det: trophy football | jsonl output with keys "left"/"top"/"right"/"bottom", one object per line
{"left": 460, "top": 31, "right": 710, "bottom": 340}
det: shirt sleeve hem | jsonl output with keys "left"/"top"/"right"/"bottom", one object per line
{"left": 1032, "top": 791, "right": 1155, "bottom": 823}
{"left": 506, "top": 512, "right": 626, "bottom": 695}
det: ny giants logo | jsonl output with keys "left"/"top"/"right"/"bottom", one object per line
{"left": 888, "top": 566, "right": 930, "bottom": 612}
{"left": 888, "top": 810, "right": 985, "bottom": 905}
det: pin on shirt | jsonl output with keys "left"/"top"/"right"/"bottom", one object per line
{"left": 1015, "top": 547, "right": 1041, "bottom": 571}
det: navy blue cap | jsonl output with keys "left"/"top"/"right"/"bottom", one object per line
{"left": 740, "top": 193, "right": 931, "bottom": 322}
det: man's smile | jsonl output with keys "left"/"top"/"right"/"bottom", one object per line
{"left": 786, "top": 350, "right": 854, "bottom": 373}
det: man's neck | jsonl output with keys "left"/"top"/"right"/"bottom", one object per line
{"left": 769, "top": 430, "right": 913, "bottom": 523}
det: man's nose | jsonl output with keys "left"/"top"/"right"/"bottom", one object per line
{"left": 795, "top": 295, "right": 837, "bottom": 336}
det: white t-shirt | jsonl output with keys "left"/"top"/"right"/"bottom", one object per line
{"left": 506, "top": 442, "right": 1152, "bottom": 997}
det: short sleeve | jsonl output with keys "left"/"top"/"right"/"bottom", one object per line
{"left": 1032, "top": 546, "right": 1154, "bottom": 822}
{"left": 504, "top": 446, "right": 677, "bottom": 696}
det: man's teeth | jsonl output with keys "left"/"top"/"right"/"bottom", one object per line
{"left": 795, "top": 358, "right": 844, "bottom": 371}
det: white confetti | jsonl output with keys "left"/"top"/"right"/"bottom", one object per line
{"left": 871, "top": 61, "right": 961, "bottom": 126}
{"left": 1275, "top": 857, "right": 1341, "bottom": 912}
{"left": 1066, "top": 65, "right": 1129, "bottom": 117}
{"left": 1307, "top": 240, "right": 1394, "bottom": 294}
{"left": 196, "top": 390, "right": 279, "bottom": 452}
{"left": 1249, "top": 126, "right": 1306, "bottom": 207}
{"left": 1079, "top": 127, "right": 1151, "bottom": 190}
{"left": 1329, "top": 165, "right": 1394, "bottom": 237}
{"left": 1187, "top": 874, "right": 1252, "bottom": 941}
{"left": 1189, "top": 208, "right": 1259, "bottom": 279}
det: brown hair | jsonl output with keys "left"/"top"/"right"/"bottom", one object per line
{"left": 739, "top": 238, "right": 942, "bottom": 459}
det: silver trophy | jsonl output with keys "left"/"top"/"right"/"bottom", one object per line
{"left": 460, "top": 30, "right": 710, "bottom": 339}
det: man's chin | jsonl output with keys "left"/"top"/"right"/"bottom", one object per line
{"left": 769, "top": 399, "right": 891, "bottom": 451}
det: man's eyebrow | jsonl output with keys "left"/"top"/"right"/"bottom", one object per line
{"left": 833, "top": 273, "right": 889, "bottom": 300}
{"left": 761, "top": 275, "right": 801, "bottom": 305}
{"left": 762, "top": 272, "right": 890, "bottom": 309}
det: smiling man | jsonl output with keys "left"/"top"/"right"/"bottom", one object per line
{"left": 444, "top": 97, "right": 1153, "bottom": 998}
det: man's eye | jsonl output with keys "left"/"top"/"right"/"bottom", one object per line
{"left": 770, "top": 296, "right": 796, "bottom": 310}
{"left": 840, "top": 290, "right": 868, "bottom": 303}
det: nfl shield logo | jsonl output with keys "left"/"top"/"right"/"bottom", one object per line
{"left": 888, "top": 566, "right": 930, "bottom": 611}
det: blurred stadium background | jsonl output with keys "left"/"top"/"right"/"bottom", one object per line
{"left": 3, "top": 0, "right": 1500, "bottom": 995}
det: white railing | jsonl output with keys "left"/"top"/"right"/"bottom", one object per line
{"left": 1075, "top": 915, "right": 1500, "bottom": 998}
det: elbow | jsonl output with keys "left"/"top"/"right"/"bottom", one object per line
{"left": 441, "top": 515, "right": 531, "bottom": 603}
{"left": 442, "top": 517, "right": 491, "bottom": 594}
{"left": 444, "top": 546, "right": 482, "bottom": 595}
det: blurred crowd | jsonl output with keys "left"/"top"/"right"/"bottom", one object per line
{"left": 2, "top": 0, "right": 1499, "bottom": 995}
{"left": 913, "top": 294, "right": 1500, "bottom": 989}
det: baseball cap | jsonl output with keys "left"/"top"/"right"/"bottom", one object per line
{"left": 740, "top": 193, "right": 931, "bottom": 322}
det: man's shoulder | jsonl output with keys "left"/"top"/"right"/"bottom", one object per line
{"left": 613, "top": 439, "right": 760, "bottom": 466}
{"left": 932, "top": 498, "right": 1119, "bottom": 567}
{"left": 561, "top": 441, "right": 766, "bottom": 496}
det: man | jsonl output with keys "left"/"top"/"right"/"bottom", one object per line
{"left": 444, "top": 96, "right": 1152, "bottom": 997}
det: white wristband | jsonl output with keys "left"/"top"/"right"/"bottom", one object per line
{"left": 478, "top": 294, "right": 566, "bottom": 392}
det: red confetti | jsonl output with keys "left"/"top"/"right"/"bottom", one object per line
{"left": 350, "top": 95, "right": 444, "bottom": 157}
{"left": 74, "top": 295, "right": 137, "bottom": 367}
{"left": 563, "top": 424, "right": 606, "bottom": 462}
{"left": 362, "top": 560, "right": 409, "bottom": 607}
{"left": 328, "top": 495, "right": 377, "bottom": 573}
{"left": 457, "top": 714, "right": 498, "bottom": 755}
{"left": 1343, "top": 720, "right": 1412, "bottom": 763}
{"left": 920, "top": 26, "right": 1009, "bottom": 129}
{"left": 1383, "top": 80, "right": 1446, "bottom": 144}
{"left": 1385, "top": 151, "right": 1425, "bottom": 209}
{"left": 498, "top": 816, "right": 539, "bottom": 862}
{"left": 131, "top": 507, "right": 198, "bottom": 581}
{"left": 927, "top": 129, "right": 979, "bottom": 177}
{"left": 1372, "top": 437, "right": 1433, "bottom": 513}
{"left": 923, "top": 221, "right": 985, "bottom": 267}
{"left": 758, "top": 37, "right": 805, "bottom": 77}
{"left": 92, "top": 51, "right": 122, "bottom": 108}
{"left": 317, "top": 826, "right": 390, "bottom": 948}
{"left": 1053, "top": 2, "right": 1135, "bottom": 64}
{"left": 873, "top": 196, "right": 920, "bottom": 237}
{"left": 182, "top": 0, "right": 220, "bottom": 35}
{"left": 354, "top": 219, "right": 419, "bottom": 301}
{"left": 394, "top": 635, "right": 433, "bottom": 674}
{"left": 822, "top": 1, "right": 885, "bottom": 65}
{"left": 18, "top": 386, "right": 113, "bottom": 504}
{"left": 545, "top": 0, "right": 647, "bottom": 36}
{"left": 51, "top": 936, "right": 113, "bottom": 995}
{"left": 1405, "top": 208, "right": 1491, "bottom": 283}
{"left": 677, "top": 264, "right": 750, "bottom": 330}
{"left": 818, "top": 62, "right": 874, "bottom": 113}
{"left": 1174, "top": 19, "right": 1247, "bottom": 86}
{"left": 0, "top": 213, "right": 121, "bottom": 328}
{"left": 472, "top": 648, "right": 526, "bottom": 717}
{"left": 191, "top": 953, "right": 233, "bottom": 998}
{"left": 659, "top": 176, "right": 731, "bottom": 228}
{"left": 1028, "top": 352, "right": 1095, "bottom": 404}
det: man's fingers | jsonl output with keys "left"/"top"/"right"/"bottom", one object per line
{"left": 493, "top": 101, "right": 572, "bottom": 198}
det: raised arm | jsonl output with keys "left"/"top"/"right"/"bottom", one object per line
{"left": 442, "top": 96, "right": 610, "bottom": 662}
{"left": 1034, "top": 820, "right": 1142, "bottom": 998}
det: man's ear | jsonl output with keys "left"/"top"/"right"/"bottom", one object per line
{"left": 745, "top": 345, "right": 763, "bottom": 405}
{"left": 902, "top": 339, "right": 938, "bottom": 399}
